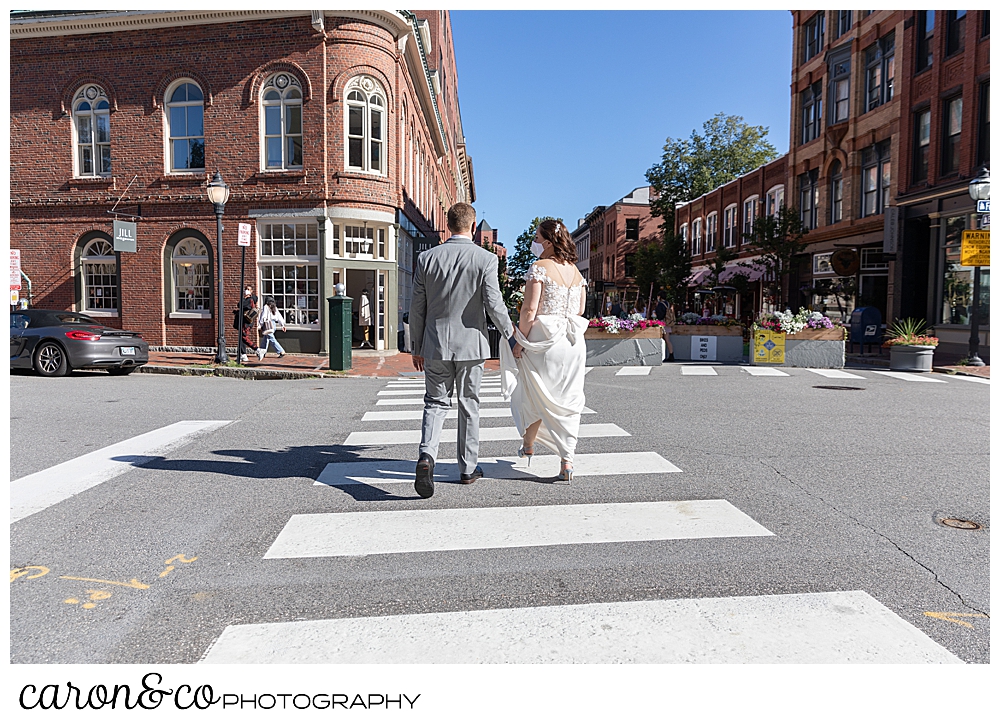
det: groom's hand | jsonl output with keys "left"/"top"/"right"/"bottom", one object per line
{"left": 512, "top": 342, "right": 523, "bottom": 359}
{"left": 412, "top": 354, "right": 425, "bottom": 371}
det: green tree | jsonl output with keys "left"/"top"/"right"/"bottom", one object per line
{"left": 646, "top": 112, "right": 779, "bottom": 231}
{"left": 740, "top": 205, "right": 809, "bottom": 309}
{"left": 632, "top": 229, "right": 692, "bottom": 304}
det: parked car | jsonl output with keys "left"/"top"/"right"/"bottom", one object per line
{"left": 10, "top": 310, "right": 149, "bottom": 377}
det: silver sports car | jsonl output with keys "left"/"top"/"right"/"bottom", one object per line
{"left": 10, "top": 309, "right": 149, "bottom": 377}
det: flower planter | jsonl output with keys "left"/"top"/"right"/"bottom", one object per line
{"left": 669, "top": 325, "right": 743, "bottom": 362}
{"left": 752, "top": 327, "right": 846, "bottom": 368}
{"left": 889, "top": 344, "right": 935, "bottom": 372}
{"left": 585, "top": 327, "right": 662, "bottom": 366}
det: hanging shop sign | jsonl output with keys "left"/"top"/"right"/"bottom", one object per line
{"left": 830, "top": 248, "right": 860, "bottom": 276}
{"left": 960, "top": 230, "right": 990, "bottom": 267}
{"left": 113, "top": 220, "right": 137, "bottom": 252}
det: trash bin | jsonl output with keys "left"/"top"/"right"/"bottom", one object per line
{"left": 328, "top": 286, "right": 352, "bottom": 371}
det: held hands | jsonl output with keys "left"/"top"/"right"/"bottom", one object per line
{"left": 512, "top": 342, "right": 524, "bottom": 359}
{"left": 412, "top": 354, "right": 425, "bottom": 372}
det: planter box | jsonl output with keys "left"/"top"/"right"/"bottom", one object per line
{"left": 585, "top": 327, "right": 662, "bottom": 366}
{"left": 669, "top": 325, "right": 743, "bottom": 362}
{"left": 753, "top": 327, "right": 846, "bottom": 368}
{"left": 671, "top": 325, "right": 742, "bottom": 336}
{"left": 889, "top": 344, "right": 935, "bottom": 372}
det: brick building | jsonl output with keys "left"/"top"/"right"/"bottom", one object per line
{"left": 474, "top": 219, "right": 506, "bottom": 262}
{"left": 671, "top": 10, "right": 988, "bottom": 360}
{"left": 10, "top": 10, "right": 475, "bottom": 353}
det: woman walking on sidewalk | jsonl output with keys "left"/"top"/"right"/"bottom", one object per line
{"left": 257, "top": 296, "right": 287, "bottom": 360}
{"left": 235, "top": 285, "right": 259, "bottom": 363}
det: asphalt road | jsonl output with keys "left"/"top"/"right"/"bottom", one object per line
{"left": 9, "top": 364, "right": 990, "bottom": 664}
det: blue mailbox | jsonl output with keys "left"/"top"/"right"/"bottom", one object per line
{"left": 849, "top": 306, "right": 882, "bottom": 352}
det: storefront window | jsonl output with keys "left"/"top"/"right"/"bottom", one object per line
{"left": 941, "top": 215, "right": 990, "bottom": 326}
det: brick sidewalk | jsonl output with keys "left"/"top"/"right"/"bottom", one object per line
{"left": 144, "top": 350, "right": 500, "bottom": 378}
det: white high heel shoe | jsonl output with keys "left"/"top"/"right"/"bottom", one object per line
{"left": 517, "top": 443, "right": 534, "bottom": 467}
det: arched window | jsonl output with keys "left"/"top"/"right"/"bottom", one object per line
{"left": 345, "top": 75, "right": 386, "bottom": 174}
{"left": 73, "top": 84, "right": 111, "bottom": 177}
{"left": 261, "top": 73, "right": 303, "bottom": 170}
{"left": 169, "top": 237, "right": 211, "bottom": 314}
{"left": 166, "top": 81, "right": 204, "bottom": 171}
{"left": 80, "top": 237, "right": 117, "bottom": 313}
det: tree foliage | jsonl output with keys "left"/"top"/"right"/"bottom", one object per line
{"left": 739, "top": 205, "right": 809, "bottom": 308}
{"left": 631, "top": 229, "right": 691, "bottom": 304}
{"left": 646, "top": 112, "right": 779, "bottom": 230}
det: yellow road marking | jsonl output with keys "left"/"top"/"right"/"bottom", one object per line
{"left": 59, "top": 576, "right": 150, "bottom": 590}
{"left": 10, "top": 566, "right": 50, "bottom": 582}
{"left": 924, "top": 612, "right": 988, "bottom": 629}
{"left": 165, "top": 554, "right": 198, "bottom": 564}
{"left": 159, "top": 566, "right": 175, "bottom": 578}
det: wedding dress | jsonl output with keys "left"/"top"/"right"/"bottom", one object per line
{"left": 499, "top": 263, "right": 589, "bottom": 462}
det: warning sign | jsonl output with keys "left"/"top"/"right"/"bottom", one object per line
{"left": 753, "top": 330, "right": 785, "bottom": 365}
{"left": 960, "top": 230, "right": 990, "bottom": 267}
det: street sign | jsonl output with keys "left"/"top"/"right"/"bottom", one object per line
{"left": 976, "top": 199, "right": 990, "bottom": 213}
{"left": 237, "top": 222, "right": 252, "bottom": 247}
{"left": 692, "top": 335, "right": 717, "bottom": 361}
{"left": 113, "top": 219, "right": 137, "bottom": 252}
{"left": 883, "top": 206, "right": 900, "bottom": 254}
{"left": 10, "top": 249, "right": 21, "bottom": 290}
{"left": 960, "top": 230, "right": 990, "bottom": 267}
{"left": 981, "top": 214, "right": 990, "bottom": 228}
{"left": 753, "top": 330, "right": 785, "bottom": 365}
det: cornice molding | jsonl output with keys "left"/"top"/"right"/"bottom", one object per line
{"left": 10, "top": 10, "right": 410, "bottom": 39}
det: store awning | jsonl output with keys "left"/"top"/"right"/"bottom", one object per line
{"left": 687, "top": 268, "right": 710, "bottom": 285}
{"left": 720, "top": 263, "right": 767, "bottom": 283}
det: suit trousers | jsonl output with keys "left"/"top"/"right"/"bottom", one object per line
{"left": 419, "top": 359, "right": 484, "bottom": 475}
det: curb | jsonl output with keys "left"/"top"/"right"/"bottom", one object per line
{"left": 137, "top": 365, "right": 344, "bottom": 380}
{"left": 933, "top": 366, "right": 990, "bottom": 378}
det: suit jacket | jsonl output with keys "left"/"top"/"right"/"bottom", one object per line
{"left": 409, "top": 235, "right": 514, "bottom": 361}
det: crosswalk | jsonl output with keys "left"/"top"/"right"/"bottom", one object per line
{"left": 197, "top": 371, "right": 965, "bottom": 664}
{"left": 617, "top": 364, "right": 987, "bottom": 384}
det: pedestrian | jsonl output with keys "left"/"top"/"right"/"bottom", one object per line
{"left": 235, "top": 285, "right": 259, "bottom": 363}
{"left": 610, "top": 299, "right": 625, "bottom": 318}
{"left": 409, "top": 202, "right": 514, "bottom": 498}
{"left": 257, "top": 296, "right": 287, "bottom": 360}
{"left": 661, "top": 301, "right": 676, "bottom": 362}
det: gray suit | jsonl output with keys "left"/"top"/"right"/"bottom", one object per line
{"left": 409, "top": 235, "right": 514, "bottom": 474}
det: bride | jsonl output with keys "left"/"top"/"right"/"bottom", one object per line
{"left": 499, "top": 219, "right": 588, "bottom": 481}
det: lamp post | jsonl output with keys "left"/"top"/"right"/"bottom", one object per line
{"left": 207, "top": 171, "right": 230, "bottom": 364}
{"left": 966, "top": 167, "right": 990, "bottom": 367}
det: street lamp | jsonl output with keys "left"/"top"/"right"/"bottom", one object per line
{"left": 965, "top": 166, "right": 990, "bottom": 367}
{"left": 207, "top": 171, "right": 230, "bottom": 364}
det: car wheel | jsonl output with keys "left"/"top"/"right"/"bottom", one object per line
{"left": 34, "top": 341, "right": 69, "bottom": 377}
{"left": 107, "top": 366, "right": 137, "bottom": 376}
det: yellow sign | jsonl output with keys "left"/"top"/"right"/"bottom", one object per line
{"left": 753, "top": 330, "right": 785, "bottom": 364}
{"left": 960, "top": 230, "right": 990, "bottom": 267}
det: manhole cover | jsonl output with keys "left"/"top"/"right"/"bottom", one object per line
{"left": 813, "top": 385, "right": 864, "bottom": 391}
{"left": 940, "top": 518, "right": 982, "bottom": 530}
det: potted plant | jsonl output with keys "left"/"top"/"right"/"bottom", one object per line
{"left": 884, "top": 318, "right": 938, "bottom": 372}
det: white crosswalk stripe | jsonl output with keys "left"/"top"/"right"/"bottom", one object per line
{"left": 945, "top": 374, "right": 990, "bottom": 384}
{"left": 870, "top": 370, "right": 947, "bottom": 383}
{"left": 263, "top": 499, "right": 773, "bottom": 559}
{"left": 10, "top": 420, "right": 232, "bottom": 524}
{"left": 375, "top": 397, "right": 509, "bottom": 405}
{"left": 344, "top": 424, "right": 630, "bottom": 446}
{"left": 362, "top": 406, "right": 596, "bottom": 422}
{"left": 314, "top": 452, "right": 681, "bottom": 488}
{"left": 616, "top": 366, "right": 652, "bottom": 375}
{"left": 807, "top": 368, "right": 866, "bottom": 379}
{"left": 681, "top": 365, "right": 717, "bottom": 375}
{"left": 200, "top": 590, "right": 961, "bottom": 664}
{"left": 742, "top": 366, "right": 790, "bottom": 376}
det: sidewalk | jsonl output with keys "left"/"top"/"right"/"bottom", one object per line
{"left": 139, "top": 349, "right": 501, "bottom": 380}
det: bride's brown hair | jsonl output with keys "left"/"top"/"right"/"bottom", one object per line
{"left": 537, "top": 219, "right": 578, "bottom": 264}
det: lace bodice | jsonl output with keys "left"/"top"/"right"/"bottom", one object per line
{"left": 526, "top": 263, "right": 587, "bottom": 317}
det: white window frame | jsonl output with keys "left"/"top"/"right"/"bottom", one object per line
{"left": 723, "top": 204, "right": 737, "bottom": 248}
{"left": 257, "top": 220, "right": 320, "bottom": 329}
{"left": 706, "top": 212, "right": 718, "bottom": 252}
{"left": 692, "top": 218, "right": 702, "bottom": 255}
{"left": 164, "top": 79, "right": 205, "bottom": 174}
{"left": 260, "top": 73, "right": 303, "bottom": 171}
{"left": 170, "top": 237, "right": 211, "bottom": 318}
{"left": 766, "top": 185, "right": 785, "bottom": 217}
{"left": 80, "top": 237, "right": 118, "bottom": 315}
{"left": 72, "top": 84, "right": 111, "bottom": 178}
{"left": 344, "top": 75, "right": 386, "bottom": 175}
{"left": 742, "top": 195, "right": 758, "bottom": 239}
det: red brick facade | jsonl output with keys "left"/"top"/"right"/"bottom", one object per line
{"left": 10, "top": 10, "right": 474, "bottom": 352}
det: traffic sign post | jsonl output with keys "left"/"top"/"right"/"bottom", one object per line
{"left": 10, "top": 249, "right": 22, "bottom": 291}
{"left": 237, "top": 223, "right": 253, "bottom": 363}
{"left": 960, "top": 230, "right": 990, "bottom": 267}
{"left": 976, "top": 199, "right": 990, "bottom": 214}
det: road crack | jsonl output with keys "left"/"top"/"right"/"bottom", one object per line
{"left": 763, "top": 460, "right": 990, "bottom": 617}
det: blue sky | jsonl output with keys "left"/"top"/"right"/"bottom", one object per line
{"left": 451, "top": 10, "right": 793, "bottom": 244}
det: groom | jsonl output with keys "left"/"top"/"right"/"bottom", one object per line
{"left": 409, "top": 202, "right": 514, "bottom": 498}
